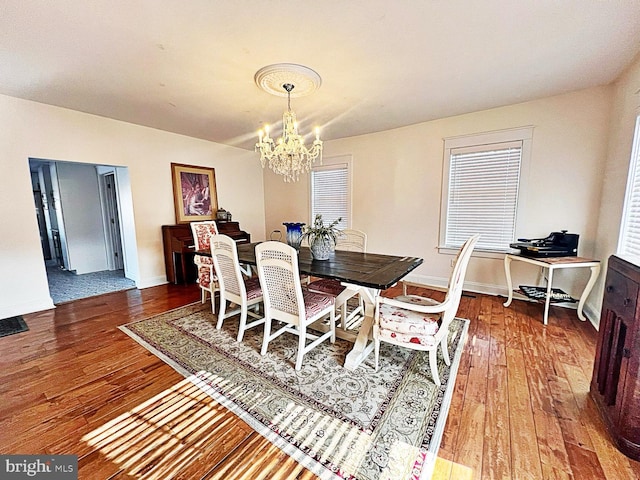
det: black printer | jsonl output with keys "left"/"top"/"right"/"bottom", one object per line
{"left": 509, "top": 230, "right": 579, "bottom": 258}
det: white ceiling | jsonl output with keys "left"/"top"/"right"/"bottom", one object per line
{"left": 2, "top": 0, "right": 640, "bottom": 151}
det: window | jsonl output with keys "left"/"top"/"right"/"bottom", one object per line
{"left": 310, "top": 155, "right": 352, "bottom": 229}
{"left": 618, "top": 115, "right": 640, "bottom": 264}
{"left": 440, "top": 127, "right": 533, "bottom": 254}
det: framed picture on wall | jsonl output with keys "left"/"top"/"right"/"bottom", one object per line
{"left": 171, "top": 163, "right": 218, "bottom": 224}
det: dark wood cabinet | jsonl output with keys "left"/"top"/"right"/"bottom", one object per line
{"left": 162, "top": 221, "right": 250, "bottom": 284}
{"left": 591, "top": 255, "right": 640, "bottom": 460}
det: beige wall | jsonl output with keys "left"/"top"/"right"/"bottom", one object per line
{"left": 3, "top": 74, "right": 633, "bottom": 325}
{"left": 593, "top": 54, "right": 640, "bottom": 320}
{"left": 0, "top": 94, "right": 265, "bottom": 319}
{"left": 264, "top": 86, "right": 613, "bottom": 323}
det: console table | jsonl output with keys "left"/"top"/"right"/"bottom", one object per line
{"left": 503, "top": 254, "right": 601, "bottom": 325}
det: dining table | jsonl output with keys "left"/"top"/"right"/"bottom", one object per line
{"left": 231, "top": 242, "right": 424, "bottom": 370}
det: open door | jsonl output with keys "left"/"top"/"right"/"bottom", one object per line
{"left": 97, "top": 165, "right": 139, "bottom": 282}
{"left": 47, "top": 163, "right": 71, "bottom": 270}
{"left": 102, "top": 172, "right": 124, "bottom": 270}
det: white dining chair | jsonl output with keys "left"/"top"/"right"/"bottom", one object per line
{"left": 307, "top": 229, "right": 367, "bottom": 329}
{"left": 210, "top": 234, "right": 265, "bottom": 342}
{"left": 256, "top": 241, "right": 336, "bottom": 370}
{"left": 373, "top": 234, "right": 480, "bottom": 385}
{"left": 335, "top": 229, "right": 367, "bottom": 252}
{"left": 190, "top": 220, "right": 219, "bottom": 313}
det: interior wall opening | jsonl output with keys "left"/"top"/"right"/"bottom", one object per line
{"left": 28, "top": 158, "right": 139, "bottom": 304}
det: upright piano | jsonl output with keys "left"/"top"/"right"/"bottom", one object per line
{"left": 162, "top": 221, "right": 251, "bottom": 284}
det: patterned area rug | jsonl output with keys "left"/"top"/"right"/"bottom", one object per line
{"left": 120, "top": 303, "right": 468, "bottom": 480}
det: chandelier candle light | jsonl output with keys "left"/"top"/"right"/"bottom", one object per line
{"left": 254, "top": 64, "right": 323, "bottom": 182}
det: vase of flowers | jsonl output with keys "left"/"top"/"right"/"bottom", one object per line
{"left": 301, "top": 214, "right": 342, "bottom": 260}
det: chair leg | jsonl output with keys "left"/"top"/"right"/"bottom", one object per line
{"left": 441, "top": 334, "right": 451, "bottom": 366}
{"left": 330, "top": 310, "right": 336, "bottom": 343}
{"left": 216, "top": 294, "right": 227, "bottom": 330}
{"left": 200, "top": 287, "right": 207, "bottom": 304}
{"left": 373, "top": 338, "right": 380, "bottom": 372}
{"left": 260, "top": 318, "right": 272, "bottom": 355}
{"left": 373, "top": 326, "right": 380, "bottom": 371}
{"left": 236, "top": 303, "right": 248, "bottom": 342}
{"left": 212, "top": 284, "right": 219, "bottom": 315}
{"left": 295, "top": 324, "right": 306, "bottom": 371}
{"left": 210, "top": 290, "right": 217, "bottom": 314}
{"left": 429, "top": 348, "right": 441, "bottom": 386}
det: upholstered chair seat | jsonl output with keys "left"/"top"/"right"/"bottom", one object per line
{"left": 373, "top": 234, "right": 480, "bottom": 385}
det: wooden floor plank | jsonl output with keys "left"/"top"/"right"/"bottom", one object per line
{"left": 439, "top": 372, "right": 468, "bottom": 458}
{"left": 453, "top": 394, "right": 486, "bottom": 480}
{"left": 564, "top": 442, "right": 607, "bottom": 480}
{"left": 547, "top": 375, "right": 595, "bottom": 452}
{"left": 532, "top": 408, "right": 573, "bottom": 480}
{"left": 506, "top": 346, "right": 545, "bottom": 479}
{"left": 1, "top": 283, "right": 639, "bottom": 479}
{"left": 578, "top": 390, "right": 640, "bottom": 480}
{"left": 482, "top": 364, "right": 511, "bottom": 479}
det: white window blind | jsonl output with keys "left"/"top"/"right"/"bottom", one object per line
{"left": 618, "top": 115, "right": 640, "bottom": 264}
{"left": 311, "top": 163, "right": 349, "bottom": 229}
{"left": 445, "top": 141, "right": 523, "bottom": 251}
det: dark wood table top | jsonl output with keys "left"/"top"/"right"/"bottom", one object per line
{"left": 234, "top": 242, "right": 423, "bottom": 290}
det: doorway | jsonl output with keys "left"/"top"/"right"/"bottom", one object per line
{"left": 29, "top": 159, "right": 139, "bottom": 304}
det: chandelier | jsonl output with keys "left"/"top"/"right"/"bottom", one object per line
{"left": 254, "top": 64, "right": 323, "bottom": 182}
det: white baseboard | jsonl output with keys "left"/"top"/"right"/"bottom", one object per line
{"left": 402, "top": 274, "right": 448, "bottom": 290}
{"left": 1, "top": 297, "right": 55, "bottom": 319}
{"left": 135, "top": 276, "right": 169, "bottom": 289}
{"left": 402, "top": 272, "right": 601, "bottom": 330}
{"left": 402, "top": 273, "right": 505, "bottom": 297}
{"left": 583, "top": 304, "right": 600, "bottom": 330}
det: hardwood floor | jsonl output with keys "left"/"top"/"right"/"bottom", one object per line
{"left": 1, "top": 282, "right": 639, "bottom": 479}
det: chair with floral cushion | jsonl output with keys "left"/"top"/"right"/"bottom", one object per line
{"left": 256, "top": 241, "right": 336, "bottom": 370}
{"left": 210, "top": 234, "right": 265, "bottom": 342}
{"left": 373, "top": 234, "right": 480, "bottom": 385}
{"left": 307, "top": 229, "right": 367, "bottom": 329}
{"left": 190, "top": 220, "right": 219, "bottom": 313}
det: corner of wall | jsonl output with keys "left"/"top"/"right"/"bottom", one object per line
{"left": 135, "top": 276, "right": 169, "bottom": 289}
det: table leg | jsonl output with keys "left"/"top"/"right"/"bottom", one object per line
{"left": 503, "top": 255, "right": 514, "bottom": 307}
{"left": 577, "top": 264, "right": 601, "bottom": 321}
{"left": 344, "top": 287, "right": 378, "bottom": 370}
{"left": 543, "top": 267, "right": 554, "bottom": 326}
{"left": 170, "top": 252, "right": 180, "bottom": 284}
{"left": 178, "top": 252, "right": 188, "bottom": 284}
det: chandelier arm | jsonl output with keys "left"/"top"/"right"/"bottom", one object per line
{"left": 255, "top": 77, "right": 322, "bottom": 181}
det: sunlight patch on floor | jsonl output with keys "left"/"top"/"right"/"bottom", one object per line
{"left": 431, "top": 457, "right": 474, "bottom": 480}
{"left": 82, "top": 376, "right": 225, "bottom": 479}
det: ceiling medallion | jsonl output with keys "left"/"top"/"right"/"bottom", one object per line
{"left": 254, "top": 64, "right": 323, "bottom": 182}
{"left": 254, "top": 63, "right": 322, "bottom": 97}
